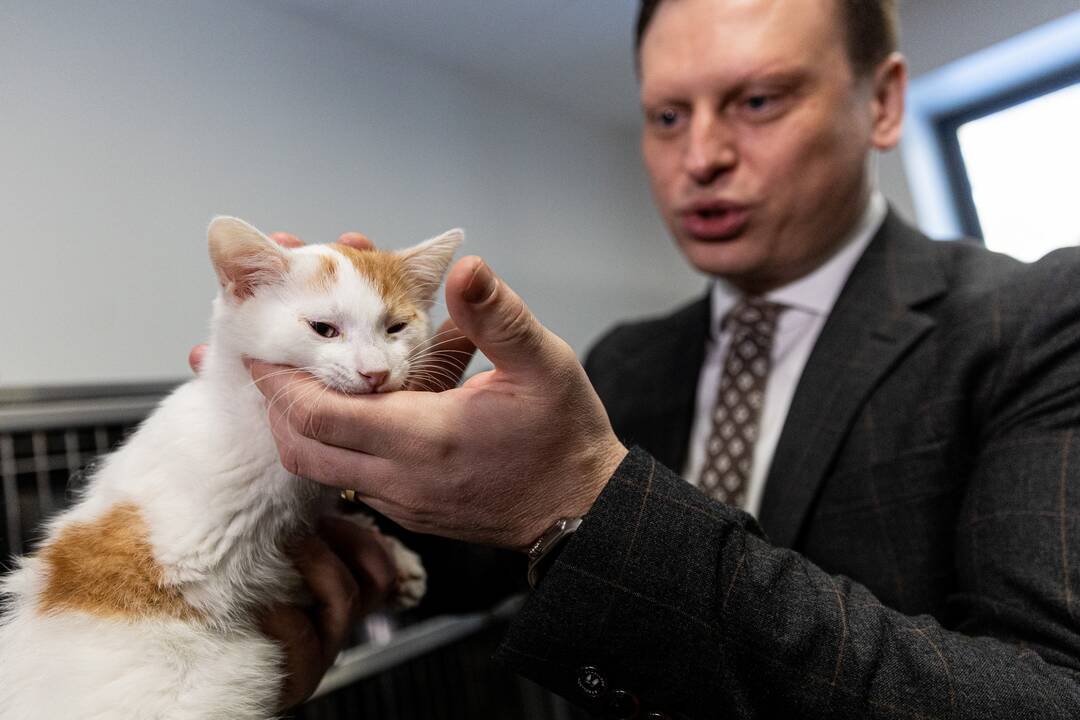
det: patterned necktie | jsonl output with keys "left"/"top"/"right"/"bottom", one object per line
{"left": 697, "top": 297, "right": 784, "bottom": 507}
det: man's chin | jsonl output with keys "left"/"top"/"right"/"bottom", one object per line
{"left": 677, "top": 238, "right": 759, "bottom": 281}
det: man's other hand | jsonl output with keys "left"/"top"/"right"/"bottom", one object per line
{"left": 263, "top": 516, "right": 399, "bottom": 711}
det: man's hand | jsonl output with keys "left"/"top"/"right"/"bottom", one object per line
{"left": 262, "top": 517, "right": 399, "bottom": 711}
{"left": 251, "top": 257, "right": 629, "bottom": 551}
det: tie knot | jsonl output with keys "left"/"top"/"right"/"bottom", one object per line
{"left": 725, "top": 297, "right": 783, "bottom": 340}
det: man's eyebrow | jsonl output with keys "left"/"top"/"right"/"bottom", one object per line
{"left": 732, "top": 68, "right": 810, "bottom": 90}
{"left": 640, "top": 67, "right": 812, "bottom": 105}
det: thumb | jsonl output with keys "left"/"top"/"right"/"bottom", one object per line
{"left": 445, "top": 256, "right": 562, "bottom": 376}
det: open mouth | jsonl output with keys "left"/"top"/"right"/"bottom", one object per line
{"left": 681, "top": 205, "right": 750, "bottom": 240}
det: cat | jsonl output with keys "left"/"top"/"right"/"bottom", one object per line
{"left": 0, "top": 217, "right": 462, "bottom": 719}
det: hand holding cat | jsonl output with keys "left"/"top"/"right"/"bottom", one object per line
{"left": 251, "top": 256, "right": 629, "bottom": 551}
{"left": 264, "top": 516, "right": 400, "bottom": 709}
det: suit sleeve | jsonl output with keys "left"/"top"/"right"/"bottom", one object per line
{"left": 494, "top": 257, "right": 1080, "bottom": 719}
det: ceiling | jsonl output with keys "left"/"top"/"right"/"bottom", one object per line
{"left": 262, "top": 1, "right": 1080, "bottom": 133}
{"left": 268, "top": 0, "right": 644, "bottom": 131}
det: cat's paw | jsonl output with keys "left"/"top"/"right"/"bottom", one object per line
{"left": 384, "top": 535, "right": 426, "bottom": 610}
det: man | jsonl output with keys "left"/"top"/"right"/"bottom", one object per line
{"left": 253, "top": 0, "right": 1080, "bottom": 716}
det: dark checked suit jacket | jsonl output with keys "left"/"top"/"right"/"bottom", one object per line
{"left": 494, "top": 211, "right": 1080, "bottom": 718}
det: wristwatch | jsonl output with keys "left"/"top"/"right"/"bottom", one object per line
{"left": 526, "top": 517, "right": 583, "bottom": 589}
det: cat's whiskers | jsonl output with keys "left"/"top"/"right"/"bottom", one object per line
{"left": 263, "top": 374, "right": 324, "bottom": 424}
{"left": 406, "top": 354, "right": 471, "bottom": 378}
{"left": 409, "top": 325, "right": 464, "bottom": 347}
{"left": 404, "top": 363, "right": 465, "bottom": 391}
{"left": 407, "top": 362, "right": 468, "bottom": 386}
{"left": 409, "top": 350, "right": 470, "bottom": 370}
{"left": 407, "top": 359, "right": 464, "bottom": 378}
{"left": 405, "top": 336, "right": 475, "bottom": 361}
{"left": 278, "top": 380, "right": 333, "bottom": 441}
{"left": 407, "top": 347, "right": 474, "bottom": 364}
{"left": 298, "top": 382, "right": 335, "bottom": 440}
{"left": 241, "top": 365, "right": 322, "bottom": 390}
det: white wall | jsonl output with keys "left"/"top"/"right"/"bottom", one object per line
{"left": 881, "top": 0, "right": 1080, "bottom": 225}
{"left": 0, "top": 1, "right": 697, "bottom": 388}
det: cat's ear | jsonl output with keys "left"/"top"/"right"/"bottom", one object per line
{"left": 397, "top": 228, "right": 463, "bottom": 305}
{"left": 207, "top": 216, "right": 290, "bottom": 301}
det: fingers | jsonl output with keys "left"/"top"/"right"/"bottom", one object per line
{"left": 444, "top": 257, "right": 564, "bottom": 378}
{"left": 188, "top": 344, "right": 207, "bottom": 374}
{"left": 270, "top": 232, "right": 304, "bottom": 249}
{"left": 293, "top": 534, "right": 362, "bottom": 666}
{"left": 250, "top": 359, "right": 441, "bottom": 454}
{"left": 261, "top": 603, "right": 325, "bottom": 710}
{"left": 268, "top": 231, "right": 374, "bottom": 250}
{"left": 337, "top": 232, "right": 374, "bottom": 250}
{"left": 407, "top": 318, "right": 476, "bottom": 391}
{"left": 262, "top": 532, "right": 360, "bottom": 709}
{"left": 317, "top": 517, "right": 397, "bottom": 614}
{"left": 263, "top": 527, "right": 383, "bottom": 710}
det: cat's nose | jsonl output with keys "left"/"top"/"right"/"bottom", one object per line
{"left": 359, "top": 369, "right": 388, "bottom": 391}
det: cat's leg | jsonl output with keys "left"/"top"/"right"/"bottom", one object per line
{"left": 383, "top": 532, "right": 427, "bottom": 609}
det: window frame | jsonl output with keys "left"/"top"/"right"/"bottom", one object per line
{"left": 901, "top": 11, "right": 1080, "bottom": 241}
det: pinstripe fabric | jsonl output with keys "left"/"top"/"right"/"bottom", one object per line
{"left": 495, "top": 212, "right": 1080, "bottom": 718}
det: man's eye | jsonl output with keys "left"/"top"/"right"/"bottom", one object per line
{"left": 737, "top": 92, "right": 789, "bottom": 121}
{"left": 308, "top": 321, "right": 340, "bottom": 338}
{"left": 649, "top": 107, "right": 683, "bottom": 129}
{"left": 745, "top": 95, "right": 771, "bottom": 110}
{"left": 387, "top": 322, "right": 407, "bottom": 335}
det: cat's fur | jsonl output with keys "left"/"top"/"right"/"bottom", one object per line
{"left": 0, "top": 217, "right": 462, "bottom": 719}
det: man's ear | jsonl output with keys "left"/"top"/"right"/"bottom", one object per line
{"left": 397, "top": 229, "right": 463, "bottom": 306}
{"left": 870, "top": 52, "right": 907, "bottom": 151}
{"left": 207, "top": 216, "right": 290, "bottom": 300}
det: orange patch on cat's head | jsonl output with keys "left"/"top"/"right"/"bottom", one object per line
{"left": 308, "top": 253, "right": 339, "bottom": 291}
{"left": 38, "top": 503, "right": 200, "bottom": 621}
{"left": 329, "top": 244, "right": 419, "bottom": 315}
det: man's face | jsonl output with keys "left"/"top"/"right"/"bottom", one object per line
{"left": 639, "top": 0, "right": 900, "bottom": 293}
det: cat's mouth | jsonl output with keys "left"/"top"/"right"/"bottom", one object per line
{"left": 320, "top": 375, "right": 400, "bottom": 396}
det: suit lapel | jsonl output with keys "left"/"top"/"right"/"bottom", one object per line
{"left": 633, "top": 295, "right": 710, "bottom": 473}
{"left": 758, "top": 213, "right": 947, "bottom": 548}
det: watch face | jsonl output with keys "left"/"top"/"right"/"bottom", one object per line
{"left": 526, "top": 518, "right": 582, "bottom": 589}
{"left": 528, "top": 520, "right": 566, "bottom": 560}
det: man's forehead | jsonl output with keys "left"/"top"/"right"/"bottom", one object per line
{"left": 639, "top": 0, "right": 844, "bottom": 88}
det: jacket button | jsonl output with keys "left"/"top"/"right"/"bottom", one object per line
{"left": 577, "top": 665, "right": 608, "bottom": 698}
{"left": 607, "top": 688, "right": 640, "bottom": 719}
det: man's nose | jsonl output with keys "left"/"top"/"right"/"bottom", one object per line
{"left": 359, "top": 369, "right": 389, "bottom": 390}
{"left": 684, "top": 111, "right": 737, "bottom": 185}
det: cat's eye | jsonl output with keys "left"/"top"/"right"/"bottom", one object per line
{"left": 386, "top": 322, "right": 407, "bottom": 335}
{"left": 308, "top": 321, "right": 340, "bottom": 338}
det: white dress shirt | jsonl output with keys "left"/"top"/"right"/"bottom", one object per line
{"left": 683, "top": 193, "right": 888, "bottom": 517}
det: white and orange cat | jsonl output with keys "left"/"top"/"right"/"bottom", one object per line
{"left": 0, "top": 217, "right": 462, "bottom": 719}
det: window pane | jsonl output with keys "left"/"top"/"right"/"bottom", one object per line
{"left": 956, "top": 82, "right": 1080, "bottom": 262}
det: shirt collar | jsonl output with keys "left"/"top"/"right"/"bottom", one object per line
{"left": 709, "top": 192, "right": 887, "bottom": 339}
